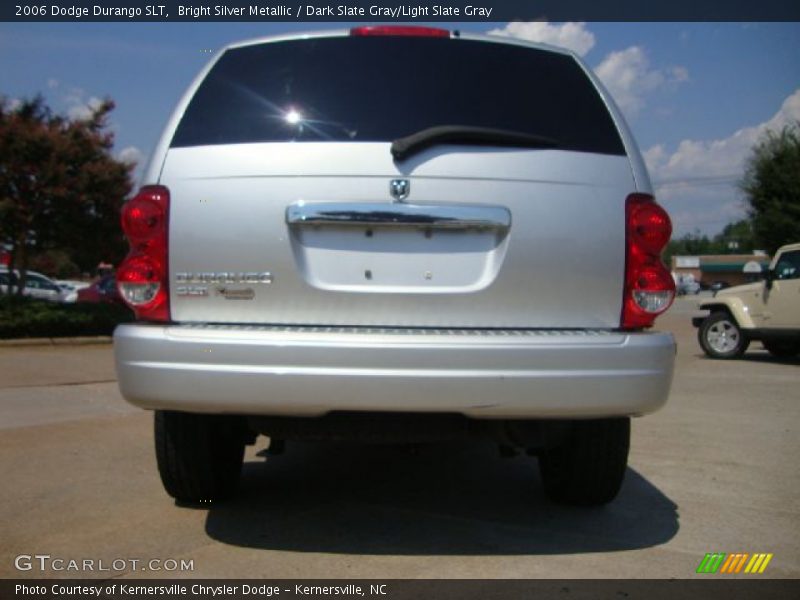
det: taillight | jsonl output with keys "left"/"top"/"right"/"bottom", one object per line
{"left": 118, "top": 185, "right": 170, "bottom": 322}
{"left": 622, "top": 193, "right": 675, "bottom": 329}
{"left": 350, "top": 26, "right": 450, "bottom": 38}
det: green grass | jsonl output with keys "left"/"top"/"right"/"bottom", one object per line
{"left": 0, "top": 295, "right": 134, "bottom": 339}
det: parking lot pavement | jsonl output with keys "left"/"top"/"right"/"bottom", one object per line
{"left": 1, "top": 302, "right": 798, "bottom": 579}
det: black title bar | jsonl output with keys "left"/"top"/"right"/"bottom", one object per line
{"left": 3, "top": 580, "right": 800, "bottom": 600}
{"left": 4, "top": 0, "right": 800, "bottom": 22}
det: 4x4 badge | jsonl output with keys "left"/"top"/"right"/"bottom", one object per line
{"left": 390, "top": 179, "right": 410, "bottom": 203}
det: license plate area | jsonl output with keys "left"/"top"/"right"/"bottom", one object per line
{"left": 288, "top": 224, "right": 509, "bottom": 293}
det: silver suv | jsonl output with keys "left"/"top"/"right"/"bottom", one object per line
{"left": 113, "top": 27, "right": 676, "bottom": 507}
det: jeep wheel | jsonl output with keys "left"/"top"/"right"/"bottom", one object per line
{"left": 698, "top": 312, "right": 749, "bottom": 359}
{"left": 762, "top": 340, "right": 800, "bottom": 358}
{"left": 155, "top": 411, "right": 246, "bottom": 504}
{"left": 538, "top": 418, "right": 630, "bottom": 506}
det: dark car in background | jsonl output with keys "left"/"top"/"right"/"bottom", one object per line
{"left": 77, "top": 274, "right": 122, "bottom": 305}
{"left": 710, "top": 281, "right": 731, "bottom": 295}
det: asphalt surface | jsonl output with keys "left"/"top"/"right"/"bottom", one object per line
{"left": 1, "top": 296, "right": 798, "bottom": 579}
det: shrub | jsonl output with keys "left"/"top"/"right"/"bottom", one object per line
{"left": 0, "top": 295, "right": 133, "bottom": 339}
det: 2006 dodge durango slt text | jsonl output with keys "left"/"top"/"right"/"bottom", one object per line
{"left": 113, "top": 27, "right": 676, "bottom": 507}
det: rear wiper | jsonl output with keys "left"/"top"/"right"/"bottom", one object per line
{"left": 391, "top": 125, "right": 559, "bottom": 161}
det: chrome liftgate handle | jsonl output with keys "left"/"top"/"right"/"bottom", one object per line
{"left": 286, "top": 202, "right": 511, "bottom": 231}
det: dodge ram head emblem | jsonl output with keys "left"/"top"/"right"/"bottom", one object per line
{"left": 390, "top": 179, "right": 410, "bottom": 202}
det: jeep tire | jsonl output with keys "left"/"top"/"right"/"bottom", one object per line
{"left": 155, "top": 411, "right": 246, "bottom": 504}
{"left": 538, "top": 418, "right": 630, "bottom": 506}
{"left": 698, "top": 312, "right": 749, "bottom": 359}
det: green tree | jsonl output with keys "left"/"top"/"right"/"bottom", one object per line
{"left": 0, "top": 95, "right": 132, "bottom": 294}
{"left": 664, "top": 230, "right": 715, "bottom": 265}
{"left": 741, "top": 121, "right": 800, "bottom": 254}
{"left": 664, "top": 219, "right": 755, "bottom": 266}
{"left": 714, "top": 219, "right": 755, "bottom": 254}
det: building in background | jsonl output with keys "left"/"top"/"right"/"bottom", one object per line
{"left": 672, "top": 252, "right": 771, "bottom": 289}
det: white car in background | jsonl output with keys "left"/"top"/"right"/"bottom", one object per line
{"left": 675, "top": 273, "right": 701, "bottom": 296}
{"left": 55, "top": 280, "right": 92, "bottom": 303}
{"left": 0, "top": 268, "right": 67, "bottom": 302}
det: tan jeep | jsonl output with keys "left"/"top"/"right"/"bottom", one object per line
{"left": 694, "top": 242, "right": 800, "bottom": 359}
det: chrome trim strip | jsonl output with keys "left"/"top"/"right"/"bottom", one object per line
{"left": 286, "top": 202, "right": 511, "bottom": 230}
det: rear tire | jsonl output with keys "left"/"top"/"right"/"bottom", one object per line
{"left": 154, "top": 411, "right": 246, "bottom": 504}
{"left": 698, "top": 312, "right": 749, "bottom": 359}
{"left": 762, "top": 340, "right": 800, "bottom": 358}
{"left": 538, "top": 418, "right": 630, "bottom": 506}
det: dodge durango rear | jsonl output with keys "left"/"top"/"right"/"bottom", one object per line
{"left": 114, "top": 27, "right": 676, "bottom": 507}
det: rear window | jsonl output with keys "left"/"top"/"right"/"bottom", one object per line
{"left": 171, "top": 36, "right": 625, "bottom": 156}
